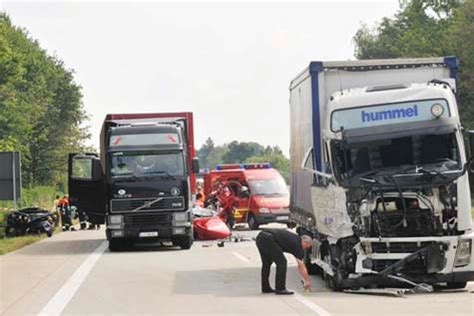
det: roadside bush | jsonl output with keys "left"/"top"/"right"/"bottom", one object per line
{"left": 0, "top": 186, "right": 61, "bottom": 211}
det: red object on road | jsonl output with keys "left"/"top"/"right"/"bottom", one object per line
{"left": 193, "top": 216, "right": 231, "bottom": 240}
{"left": 192, "top": 207, "right": 231, "bottom": 240}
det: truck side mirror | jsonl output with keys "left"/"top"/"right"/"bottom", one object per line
{"left": 192, "top": 157, "right": 200, "bottom": 174}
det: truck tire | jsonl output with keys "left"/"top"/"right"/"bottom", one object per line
{"left": 304, "top": 249, "right": 320, "bottom": 275}
{"left": 178, "top": 236, "right": 193, "bottom": 250}
{"left": 446, "top": 281, "right": 467, "bottom": 289}
{"left": 323, "top": 254, "right": 343, "bottom": 291}
{"left": 109, "top": 239, "right": 126, "bottom": 252}
{"left": 248, "top": 214, "right": 259, "bottom": 230}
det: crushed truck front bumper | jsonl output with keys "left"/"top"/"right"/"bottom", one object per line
{"left": 346, "top": 234, "right": 474, "bottom": 287}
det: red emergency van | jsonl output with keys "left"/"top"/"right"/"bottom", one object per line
{"left": 203, "top": 163, "right": 291, "bottom": 229}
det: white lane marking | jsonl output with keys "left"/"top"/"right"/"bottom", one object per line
{"left": 39, "top": 241, "right": 108, "bottom": 316}
{"left": 294, "top": 293, "right": 332, "bottom": 316}
{"left": 232, "top": 250, "right": 332, "bottom": 316}
{"left": 232, "top": 251, "right": 251, "bottom": 263}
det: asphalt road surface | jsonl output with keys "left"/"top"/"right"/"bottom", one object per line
{"left": 1, "top": 224, "right": 473, "bottom": 316}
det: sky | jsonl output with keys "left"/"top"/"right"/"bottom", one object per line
{"left": 2, "top": 0, "right": 400, "bottom": 155}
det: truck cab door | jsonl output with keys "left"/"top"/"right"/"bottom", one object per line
{"left": 68, "top": 153, "right": 106, "bottom": 224}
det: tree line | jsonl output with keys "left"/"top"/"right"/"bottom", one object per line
{"left": 354, "top": 0, "right": 474, "bottom": 192}
{"left": 197, "top": 138, "right": 290, "bottom": 182}
{"left": 354, "top": 0, "right": 474, "bottom": 128}
{"left": 0, "top": 13, "right": 90, "bottom": 190}
{"left": 2, "top": 0, "right": 473, "bottom": 191}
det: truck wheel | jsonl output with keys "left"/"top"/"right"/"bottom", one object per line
{"left": 322, "top": 255, "right": 343, "bottom": 291}
{"left": 248, "top": 214, "right": 259, "bottom": 230}
{"left": 178, "top": 236, "right": 193, "bottom": 250}
{"left": 109, "top": 239, "right": 126, "bottom": 252}
{"left": 304, "top": 250, "right": 320, "bottom": 275}
{"left": 446, "top": 281, "right": 467, "bottom": 289}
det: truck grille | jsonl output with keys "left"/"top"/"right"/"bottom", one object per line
{"left": 124, "top": 213, "right": 172, "bottom": 229}
{"left": 372, "top": 258, "right": 426, "bottom": 274}
{"left": 371, "top": 241, "right": 435, "bottom": 254}
{"left": 110, "top": 197, "right": 185, "bottom": 213}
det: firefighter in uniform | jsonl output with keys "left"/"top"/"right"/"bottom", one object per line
{"left": 59, "top": 195, "right": 75, "bottom": 231}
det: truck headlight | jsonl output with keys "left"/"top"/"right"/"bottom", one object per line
{"left": 173, "top": 212, "right": 187, "bottom": 222}
{"left": 454, "top": 239, "right": 472, "bottom": 267}
{"left": 108, "top": 215, "right": 123, "bottom": 229}
{"left": 431, "top": 103, "right": 445, "bottom": 118}
{"left": 259, "top": 208, "right": 270, "bottom": 214}
{"left": 173, "top": 212, "right": 190, "bottom": 227}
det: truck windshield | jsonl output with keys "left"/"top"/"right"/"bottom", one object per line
{"left": 333, "top": 132, "right": 461, "bottom": 181}
{"left": 110, "top": 152, "right": 184, "bottom": 178}
{"left": 248, "top": 178, "right": 289, "bottom": 196}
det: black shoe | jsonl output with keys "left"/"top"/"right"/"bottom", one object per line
{"left": 275, "top": 289, "right": 294, "bottom": 295}
{"left": 262, "top": 288, "right": 275, "bottom": 294}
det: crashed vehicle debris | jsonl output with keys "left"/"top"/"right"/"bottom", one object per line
{"left": 5, "top": 207, "right": 56, "bottom": 238}
{"left": 289, "top": 57, "right": 474, "bottom": 291}
{"left": 192, "top": 206, "right": 231, "bottom": 240}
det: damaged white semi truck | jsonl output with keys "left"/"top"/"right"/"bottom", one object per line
{"left": 289, "top": 57, "right": 474, "bottom": 291}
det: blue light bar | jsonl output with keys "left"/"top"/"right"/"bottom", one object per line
{"left": 216, "top": 164, "right": 244, "bottom": 171}
{"left": 242, "top": 163, "right": 272, "bottom": 169}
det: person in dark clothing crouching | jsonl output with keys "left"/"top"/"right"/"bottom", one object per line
{"left": 256, "top": 228, "right": 313, "bottom": 295}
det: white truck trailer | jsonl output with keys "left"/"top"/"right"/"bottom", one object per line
{"left": 289, "top": 57, "right": 474, "bottom": 290}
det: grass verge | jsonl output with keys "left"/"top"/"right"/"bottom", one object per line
{"left": 0, "top": 234, "right": 46, "bottom": 255}
{"left": 0, "top": 211, "right": 62, "bottom": 255}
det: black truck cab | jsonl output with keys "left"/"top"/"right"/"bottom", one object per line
{"left": 69, "top": 115, "right": 198, "bottom": 251}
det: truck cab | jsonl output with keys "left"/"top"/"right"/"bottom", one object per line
{"left": 69, "top": 112, "right": 199, "bottom": 251}
{"left": 290, "top": 57, "right": 474, "bottom": 290}
{"left": 204, "top": 163, "right": 291, "bottom": 229}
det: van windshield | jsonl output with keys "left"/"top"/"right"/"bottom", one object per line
{"left": 248, "top": 178, "right": 288, "bottom": 196}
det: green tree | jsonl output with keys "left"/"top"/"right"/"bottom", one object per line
{"left": 0, "top": 13, "right": 89, "bottom": 188}
{"left": 222, "top": 141, "right": 265, "bottom": 164}
{"left": 197, "top": 138, "right": 229, "bottom": 169}
{"left": 353, "top": 0, "right": 474, "bottom": 128}
{"left": 246, "top": 148, "right": 290, "bottom": 183}
{"left": 354, "top": 0, "right": 459, "bottom": 59}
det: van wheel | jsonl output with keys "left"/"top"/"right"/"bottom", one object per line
{"left": 248, "top": 214, "right": 259, "bottom": 230}
{"left": 287, "top": 222, "right": 296, "bottom": 229}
